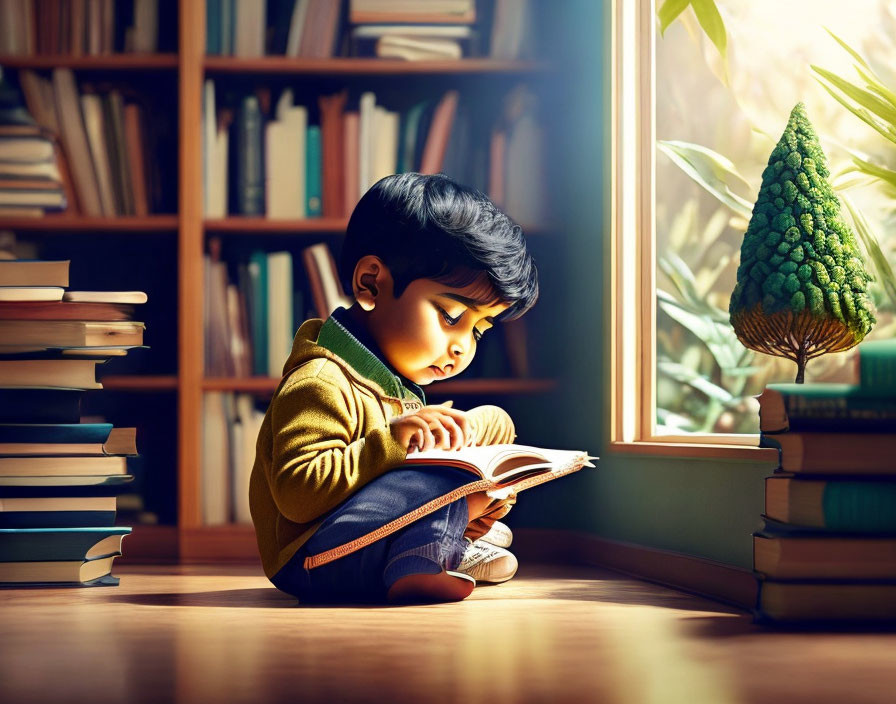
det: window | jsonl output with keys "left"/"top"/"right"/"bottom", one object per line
{"left": 612, "top": 0, "right": 896, "bottom": 455}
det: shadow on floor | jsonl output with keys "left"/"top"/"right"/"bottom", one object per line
{"left": 104, "top": 588, "right": 298, "bottom": 608}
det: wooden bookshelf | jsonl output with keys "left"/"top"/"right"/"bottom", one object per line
{"left": 0, "top": 54, "right": 179, "bottom": 70}
{"left": 4, "top": 0, "right": 567, "bottom": 563}
{"left": 204, "top": 57, "right": 551, "bottom": 76}
{"left": 0, "top": 216, "right": 179, "bottom": 232}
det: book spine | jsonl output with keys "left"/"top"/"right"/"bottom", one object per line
{"left": 306, "top": 125, "right": 322, "bottom": 217}
{"left": 822, "top": 481, "right": 896, "bottom": 532}
{"left": 206, "top": 0, "right": 222, "bottom": 54}
{"left": 782, "top": 395, "right": 896, "bottom": 432}
{"left": 860, "top": 340, "right": 896, "bottom": 394}
{"left": 248, "top": 251, "right": 268, "bottom": 377}
{"left": 767, "top": 476, "right": 896, "bottom": 533}
{"left": 0, "top": 511, "right": 116, "bottom": 529}
{"left": 235, "top": 95, "right": 264, "bottom": 216}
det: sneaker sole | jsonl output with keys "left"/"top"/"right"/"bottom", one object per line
{"left": 387, "top": 570, "right": 476, "bottom": 604}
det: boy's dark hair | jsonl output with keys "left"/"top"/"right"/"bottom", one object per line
{"left": 339, "top": 172, "right": 538, "bottom": 321}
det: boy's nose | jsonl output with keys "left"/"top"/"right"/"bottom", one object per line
{"left": 450, "top": 342, "right": 464, "bottom": 359}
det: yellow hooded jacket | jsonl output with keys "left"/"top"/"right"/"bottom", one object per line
{"left": 249, "top": 314, "right": 516, "bottom": 579}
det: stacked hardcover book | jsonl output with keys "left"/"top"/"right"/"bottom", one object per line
{"left": 753, "top": 339, "right": 896, "bottom": 623}
{"left": 0, "top": 258, "right": 147, "bottom": 587}
{"left": 0, "top": 72, "right": 66, "bottom": 217}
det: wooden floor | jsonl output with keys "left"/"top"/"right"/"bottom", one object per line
{"left": 3, "top": 563, "right": 895, "bottom": 704}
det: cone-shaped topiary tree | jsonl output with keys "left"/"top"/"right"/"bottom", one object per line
{"left": 729, "top": 103, "right": 875, "bottom": 383}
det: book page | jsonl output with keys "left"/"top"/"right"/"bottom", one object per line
{"left": 405, "top": 443, "right": 590, "bottom": 483}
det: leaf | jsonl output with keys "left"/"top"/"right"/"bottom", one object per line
{"left": 658, "top": 257, "right": 724, "bottom": 320}
{"left": 850, "top": 154, "right": 896, "bottom": 191}
{"left": 855, "top": 66, "right": 896, "bottom": 111}
{"left": 658, "top": 0, "right": 691, "bottom": 36}
{"left": 813, "top": 74, "right": 896, "bottom": 147}
{"left": 657, "top": 140, "right": 753, "bottom": 219}
{"left": 823, "top": 28, "right": 872, "bottom": 73}
{"left": 657, "top": 358, "right": 736, "bottom": 404}
{"left": 656, "top": 407, "right": 699, "bottom": 433}
{"left": 842, "top": 196, "right": 896, "bottom": 309}
{"left": 658, "top": 296, "right": 743, "bottom": 370}
{"left": 822, "top": 29, "right": 896, "bottom": 108}
{"left": 689, "top": 0, "right": 727, "bottom": 64}
{"left": 811, "top": 66, "right": 896, "bottom": 126}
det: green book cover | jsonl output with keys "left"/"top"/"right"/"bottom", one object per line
{"left": 0, "top": 526, "right": 131, "bottom": 562}
{"left": 399, "top": 100, "right": 429, "bottom": 174}
{"left": 0, "top": 423, "right": 113, "bottom": 444}
{"left": 762, "top": 382, "right": 896, "bottom": 432}
{"left": 860, "top": 339, "right": 896, "bottom": 393}
{"left": 765, "top": 476, "right": 896, "bottom": 533}
{"left": 206, "top": 0, "right": 222, "bottom": 54}
{"left": 306, "top": 125, "right": 322, "bottom": 217}
{"left": 249, "top": 250, "right": 268, "bottom": 377}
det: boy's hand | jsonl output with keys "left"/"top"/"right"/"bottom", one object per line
{"left": 390, "top": 403, "right": 474, "bottom": 453}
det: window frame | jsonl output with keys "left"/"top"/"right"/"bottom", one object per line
{"left": 609, "top": 0, "right": 778, "bottom": 461}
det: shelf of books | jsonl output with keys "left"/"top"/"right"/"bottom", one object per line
{"left": 203, "top": 57, "right": 550, "bottom": 76}
{"left": 2, "top": 0, "right": 566, "bottom": 566}
{"left": 0, "top": 216, "right": 179, "bottom": 232}
{"left": 0, "top": 55, "right": 180, "bottom": 71}
{"left": 0, "top": 0, "right": 182, "bottom": 576}
{"left": 752, "top": 339, "right": 896, "bottom": 624}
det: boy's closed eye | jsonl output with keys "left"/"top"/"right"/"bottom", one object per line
{"left": 432, "top": 302, "right": 492, "bottom": 342}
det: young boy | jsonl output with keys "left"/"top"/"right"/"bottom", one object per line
{"left": 249, "top": 172, "right": 539, "bottom": 603}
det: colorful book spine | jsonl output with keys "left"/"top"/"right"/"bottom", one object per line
{"left": 306, "top": 125, "right": 322, "bottom": 217}
{"left": 859, "top": 339, "right": 896, "bottom": 393}
{"left": 235, "top": 95, "right": 264, "bottom": 216}
{"left": 248, "top": 251, "right": 269, "bottom": 377}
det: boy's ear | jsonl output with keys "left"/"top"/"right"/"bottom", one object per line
{"left": 352, "top": 255, "right": 390, "bottom": 311}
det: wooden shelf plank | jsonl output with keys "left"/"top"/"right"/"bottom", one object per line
{"left": 0, "top": 54, "right": 179, "bottom": 70}
{"left": 101, "top": 375, "right": 179, "bottom": 391}
{"left": 0, "top": 216, "right": 179, "bottom": 232}
{"left": 203, "top": 377, "right": 557, "bottom": 394}
{"left": 204, "top": 57, "right": 550, "bottom": 75}
{"left": 204, "top": 217, "right": 348, "bottom": 233}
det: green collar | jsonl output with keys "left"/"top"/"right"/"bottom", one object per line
{"left": 316, "top": 314, "right": 425, "bottom": 406}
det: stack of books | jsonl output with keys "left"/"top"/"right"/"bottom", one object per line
{"left": 0, "top": 258, "right": 148, "bottom": 586}
{"left": 18, "top": 69, "right": 157, "bottom": 217}
{"left": 0, "top": 73, "right": 66, "bottom": 217}
{"left": 348, "top": 0, "right": 478, "bottom": 60}
{"left": 753, "top": 339, "right": 896, "bottom": 623}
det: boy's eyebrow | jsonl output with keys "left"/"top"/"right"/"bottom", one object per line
{"left": 438, "top": 292, "right": 488, "bottom": 310}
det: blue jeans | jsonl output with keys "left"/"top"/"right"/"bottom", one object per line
{"left": 271, "top": 466, "right": 474, "bottom": 603}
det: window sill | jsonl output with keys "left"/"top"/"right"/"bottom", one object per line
{"left": 608, "top": 441, "right": 779, "bottom": 462}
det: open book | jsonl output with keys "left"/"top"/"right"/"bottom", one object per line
{"left": 302, "top": 444, "right": 596, "bottom": 570}
{"left": 404, "top": 443, "right": 596, "bottom": 498}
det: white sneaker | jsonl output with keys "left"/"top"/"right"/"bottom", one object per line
{"left": 457, "top": 538, "right": 518, "bottom": 584}
{"left": 479, "top": 520, "right": 513, "bottom": 548}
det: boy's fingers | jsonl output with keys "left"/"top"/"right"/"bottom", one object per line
{"left": 432, "top": 406, "right": 472, "bottom": 445}
{"left": 422, "top": 426, "right": 436, "bottom": 452}
{"left": 435, "top": 414, "right": 464, "bottom": 451}
{"left": 428, "top": 421, "right": 450, "bottom": 449}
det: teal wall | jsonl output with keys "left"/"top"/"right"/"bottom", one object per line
{"left": 507, "top": 1, "right": 776, "bottom": 570}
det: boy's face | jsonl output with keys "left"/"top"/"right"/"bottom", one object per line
{"left": 366, "top": 273, "right": 511, "bottom": 386}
